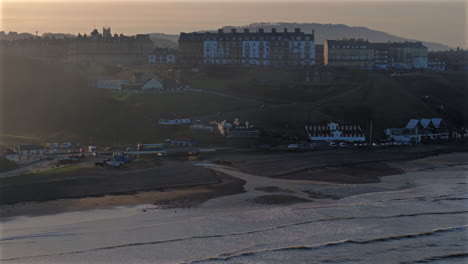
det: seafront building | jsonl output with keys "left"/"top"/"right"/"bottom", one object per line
{"left": 428, "top": 48, "right": 468, "bottom": 72}
{"left": 178, "top": 28, "right": 316, "bottom": 67}
{"left": 324, "top": 39, "right": 428, "bottom": 69}
{"left": 305, "top": 122, "right": 366, "bottom": 142}
{"left": 324, "top": 39, "right": 375, "bottom": 68}
{"left": 385, "top": 118, "right": 449, "bottom": 144}
{"left": 2, "top": 27, "right": 154, "bottom": 65}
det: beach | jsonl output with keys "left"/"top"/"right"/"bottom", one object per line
{"left": 0, "top": 151, "right": 467, "bottom": 263}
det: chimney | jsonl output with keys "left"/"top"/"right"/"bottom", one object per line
{"left": 272, "top": 28, "right": 276, "bottom": 33}
{"left": 244, "top": 28, "right": 250, "bottom": 33}
{"left": 284, "top": 28, "right": 288, "bottom": 33}
{"left": 218, "top": 29, "right": 224, "bottom": 34}
{"left": 258, "top": 28, "right": 264, "bottom": 33}
{"left": 231, "top": 28, "right": 237, "bottom": 34}
{"left": 294, "top": 28, "right": 301, "bottom": 33}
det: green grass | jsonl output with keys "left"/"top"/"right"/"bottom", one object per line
{"left": 113, "top": 92, "right": 132, "bottom": 101}
{"left": 2, "top": 55, "right": 466, "bottom": 145}
{"left": 191, "top": 79, "right": 232, "bottom": 92}
{"left": 0, "top": 165, "right": 87, "bottom": 188}
{"left": 0, "top": 134, "right": 39, "bottom": 146}
{"left": 0, "top": 157, "right": 19, "bottom": 172}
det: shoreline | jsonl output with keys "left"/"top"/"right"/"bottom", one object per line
{"left": 0, "top": 147, "right": 466, "bottom": 219}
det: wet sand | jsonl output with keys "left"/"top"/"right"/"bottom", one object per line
{"left": 0, "top": 146, "right": 466, "bottom": 218}
{"left": 0, "top": 153, "right": 466, "bottom": 263}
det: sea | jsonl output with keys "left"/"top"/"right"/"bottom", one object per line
{"left": 0, "top": 153, "right": 467, "bottom": 263}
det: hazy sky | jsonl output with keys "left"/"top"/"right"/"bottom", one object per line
{"left": 1, "top": 0, "right": 466, "bottom": 48}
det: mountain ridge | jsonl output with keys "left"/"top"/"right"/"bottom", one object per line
{"left": 1, "top": 22, "right": 455, "bottom": 51}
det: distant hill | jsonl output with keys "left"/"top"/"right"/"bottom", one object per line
{"left": 148, "top": 22, "right": 453, "bottom": 51}
{"left": 148, "top": 34, "right": 178, "bottom": 48}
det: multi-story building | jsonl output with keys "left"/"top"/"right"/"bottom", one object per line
{"left": 324, "top": 39, "right": 428, "bottom": 70}
{"left": 148, "top": 47, "right": 177, "bottom": 64}
{"left": 387, "top": 41, "right": 428, "bottom": 69}
{"left": 428, "top": 48, "right": 468, "bottom": 72}
{"left": 178, "top": 28, "right": 315, "bottom": 67}
{"left": 2, "top": 27, "right": 154, "bottom": 65}
{"left": 373, "top": 43, "right": 389, "bottom": 69}
{"left": 305, "top": 122, "right": 366, "bottom": 142}
{"left": 324, "top": 39, "right": 375, "bottom": 68}
{"left": 69, "top": 28, "right": 154, "bottom": 65}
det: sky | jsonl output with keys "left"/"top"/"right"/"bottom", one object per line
{"left": 0, "top": 0, "right": 466, "bottom": 48}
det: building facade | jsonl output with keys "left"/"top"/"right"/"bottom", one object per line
{"left": 324, "top": 39, "right": 375, "bottom": 68}
{"left": 428, "top": 48, "right": 468, "bottom": 72}
{"left": 70, "top": 28, "right": 154, "bottom": 65}
{"left": 179, "top": 28, "right": 315, "bottom": 67}
{"left": 2, "top": 27, "right": 154, "bottom": 65}
{"left": 385, "top": 118, "right": 449, "bottom": 144}
{"left": 148, "top": 47, "right": 177, "bottom": 64}
{"left": 158, "top": 114, "right": 191, "bottom": 125}
{"left": 324, "top": 39, "right": 428, "bottom": 69}
{"left": 387, "top": 42, "right": 428, "bottom": 69}
{"left": 305, "top": 122, "right": 366, "bottom": 142}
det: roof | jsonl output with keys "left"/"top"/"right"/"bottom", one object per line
{"left": 179, "top": 29, "right": 314, "bottom": 42}
{"left": 431, "top": 118, "right": 444, "bottom": 128}
{"left": 420, "top": 119, "right": 432, "bottom": 128}
{"left": 404, "top": 118, "right": 445, "bottom": 129}
{"left": 405, "top": 119, "right": 420, "bottom": 129}
{"left": 326, "top": 39, "right": 371, "bottom": 47}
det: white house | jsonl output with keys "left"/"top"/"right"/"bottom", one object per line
{"left": 158, "top": 114, "right": 191, "bottom": 125}
{"left": 305, "top": 122, "right": 366, "bottom": 142}
{"left": 141, "top": 78, "right": 164, "bottom": 90}
{"left": 385, "top": 118, "right": 449, "bottom": 143}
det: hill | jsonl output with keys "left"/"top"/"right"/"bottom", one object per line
{"left": 146, "top": 22, "right": 452, "bottom": 51}
{"left": 1, "top": 56, "right": 466, "bottom": 146}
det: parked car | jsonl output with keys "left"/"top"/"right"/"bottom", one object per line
{"left": 339, "top": 142, "right": 347, "bottom": 148}
{"left": 106, "top": 160, "right": 124, "bottom": 168}
{"left": 288, "top": 144, "right": 302, "bottom": 152}
{"left": 105, "top": 147, "right": 112, "bottom": 151}
{"left": 329, "top": 142, "right": 337, "bottom": 148}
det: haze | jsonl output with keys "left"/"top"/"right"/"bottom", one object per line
{"left": 1, "top": 1, "right": 466, "bottom": 48}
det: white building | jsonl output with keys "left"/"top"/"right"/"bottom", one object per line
{"left": 305, "top": 122, "right": 366, "bottom": 142}
{"left": 158, "top": 114, "right": 191, "bottom": 125}
{"left": 180, "top": 27, "right": 315, "bottom": 66}
{"left": 385, "top": 118, "right": 449, "bottom": 143}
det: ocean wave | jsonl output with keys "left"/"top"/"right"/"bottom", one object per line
{"left": 179, "top": 226, "right": 468, "bottom": 264}
{"left": 400, "top": 252, "right": 468, "bottom": 264}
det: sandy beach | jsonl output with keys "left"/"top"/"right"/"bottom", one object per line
{"left": 0, "top": 151, "right": 466, "bottom": 263}
{"left": 0, "top": 146, "right": 466, "bottom": 218}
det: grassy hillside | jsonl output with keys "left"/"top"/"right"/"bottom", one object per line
{"left": 0, "top": 56, "right": 257, "bottom": 145}
{"left": 1, "top": 56, "right": 466, "bottom": 146}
